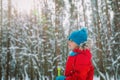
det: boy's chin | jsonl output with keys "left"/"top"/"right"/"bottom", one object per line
{"left": 69, "top": 47, "right": 75, "bottom": 50}
{"left": 68, "top": 47, "right": 72, "bottom": 50}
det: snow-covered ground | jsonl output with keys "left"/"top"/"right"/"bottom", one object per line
{"left": 94, "top": 76, "right": 99, "bottom": 80}
{"left": 3, "top": 76, "right": 116, "bottom": 80}
{"left": 93, "top": 76, "right": 115, "bottom": 80}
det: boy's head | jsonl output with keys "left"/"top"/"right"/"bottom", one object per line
{"left": 68, "top": 27, "right": 88, "bottom": 50}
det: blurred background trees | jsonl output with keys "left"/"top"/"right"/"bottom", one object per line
{"left": 0, "top": 0, "right": 120, "bottom": 80}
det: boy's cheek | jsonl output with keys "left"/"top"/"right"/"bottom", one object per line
{"left": 68, "top": 46, "right": 72, "bottom": 49}
{"left": 68, "top": 45, "right": 72, "bottom": 50}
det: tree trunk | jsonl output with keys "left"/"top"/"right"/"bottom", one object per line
{"left": 81, "top": 0, "right": 87, "bottom": 26}
{"left": 67, "top": 0, "right": 74, "bottom": 55}
{"left": 105, "top": 0, "right": 111, "bottom": 36}
{"left": 6, "top": 38, "right": 10, "bottom": 80}
{"left": 41, "top": 0, "right": 49, "bottom": 77}
{"left": 95, "top": 0, "right": 105, "bottom": 80}
{"left": 111, "top": 0, "right": 120, "bottom": 79}
{"left": 5, "top": 0, "right": 11, "bottom": 79}
{"left": 30, "top": 58, "right": 34, "bottom": 80}
{"left": 54, "top": 0, "right": 61, "bottom": 78}
{"left": 0, "top": 0, "right": 2, "bottom": 79}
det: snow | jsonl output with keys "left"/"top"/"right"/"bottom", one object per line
{"left": 1, "top": 76, "right": 100, "bottom": 80}
{"left": 1, "top": 76, "right": 115, "bottom": 80}
{"left": 1, "top": 0, "right": 120, "bottom": 80}
{"left": 94, "top": 76, "right": 100, "bottom": 80}
{"left": 1, "top": 76, "right": 101, "bottom": 80}
{"left": 112, "top": 56, "right": 120, "bottom": 66}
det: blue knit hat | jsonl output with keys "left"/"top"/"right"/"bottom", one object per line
{"left": 68, "top": 27, "right": 88, "bottom": 46}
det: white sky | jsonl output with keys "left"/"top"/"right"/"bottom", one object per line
{"left": 12, "top": 0, "right": 34, "bottom": 14}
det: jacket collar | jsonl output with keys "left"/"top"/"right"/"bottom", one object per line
{"left": 73, "top": 48, "right": 82, "bottom": 54}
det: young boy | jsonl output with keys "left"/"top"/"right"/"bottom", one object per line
{"left": 56, "top": 27, "right": 94, "bottom": 80}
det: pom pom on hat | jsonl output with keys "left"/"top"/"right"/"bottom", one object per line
{"left": 68, "top": 27, "right": 88, "bottom": 46}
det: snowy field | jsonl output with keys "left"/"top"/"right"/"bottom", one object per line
{"left": 93, "top": 76, "right": 115, "bottom": 80}
{"left": 94, "top": 76, "right": 99, "bottom": 80}
{"left": 2, "top": 76, "right": 116, "bottom": 80}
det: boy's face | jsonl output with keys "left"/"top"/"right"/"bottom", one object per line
{"left": 68, "top": 40, "right": 78, "bottom": 50}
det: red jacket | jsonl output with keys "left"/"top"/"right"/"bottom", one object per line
{"left": 64, "top": 48, "right": 94, "bottom": 80}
